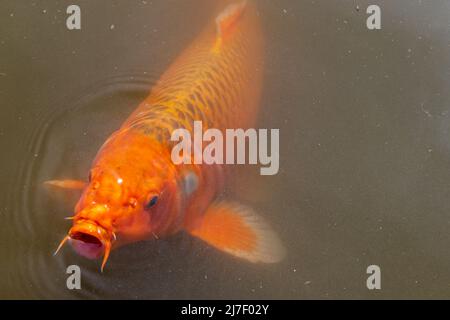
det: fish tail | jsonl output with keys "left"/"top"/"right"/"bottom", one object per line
{"left": 213, "top": 0, "right": 248, "bottom": 52}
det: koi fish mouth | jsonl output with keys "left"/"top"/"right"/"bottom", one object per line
{"left": 69, "top": 231, "right": 104, "bottom": 259}
{"left": 55, "top": 219, "right": 113, "bottom": 272}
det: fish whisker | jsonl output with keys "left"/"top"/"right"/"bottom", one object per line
{"left": 54, "top": 235, "right": 70, "bottom": 256}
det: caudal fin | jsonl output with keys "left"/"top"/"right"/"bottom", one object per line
{"left": 216, "top": 1, "right": 247, "bottom": 38}
{"left": 213, "top": 1, "right": 247, "bottom": 52}
{"left": 189, "top": 201, "right": 285, "bottom": 263}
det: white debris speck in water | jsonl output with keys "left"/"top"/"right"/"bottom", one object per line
{"left": 110, "top": 24, "right": 115, "bottom": 30}
{"left": 42, "top": 9, "right": 47, "bottom": 14}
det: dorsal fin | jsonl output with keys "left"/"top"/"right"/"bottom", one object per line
{"left": 213, "top": 1, "right": 247, "bottom": 51}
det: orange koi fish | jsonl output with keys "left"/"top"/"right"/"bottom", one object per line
{"left": 50, "top": 0, "right": 285, "bottom": 271}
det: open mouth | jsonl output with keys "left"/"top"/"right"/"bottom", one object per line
{"left": 54, "top": 218, "right": 113, "bottom": 271}
{"left": 69, "top": 231, "right": 104, "bottom": 259}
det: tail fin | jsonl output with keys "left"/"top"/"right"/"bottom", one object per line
{"left": 189, "top": 201, "right": 285, "bottom": 263}
{"left": 216, "top": 1, "right": 247, "bottom": 38}
{"left": 213, "top": 1, "right": 247, "bottom": 51}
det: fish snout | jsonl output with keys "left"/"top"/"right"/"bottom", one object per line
{"left": 67, "top": 219, "right": 114, "bottom": 271}
{"left": 68, "top": 220, "right": 109, "bottom": 258}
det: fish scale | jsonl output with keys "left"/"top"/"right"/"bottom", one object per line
{"left": 123, "top": 5, "right": 262, "bottom": 138}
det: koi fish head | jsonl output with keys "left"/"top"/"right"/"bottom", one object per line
{"left": 55, "top": 131, "right": 179, "bottom": 271}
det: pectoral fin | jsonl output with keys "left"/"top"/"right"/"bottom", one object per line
{"left": 44, "top": 179, "right": 86, "bottom": 190}
{"left": 188, "top": 201, "right": 285, "bottom": 263}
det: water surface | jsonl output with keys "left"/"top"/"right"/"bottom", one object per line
{"left": 1, "top": 0, "right": 450, "bottom": 299}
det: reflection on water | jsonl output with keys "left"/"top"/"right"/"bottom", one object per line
{"left": 1, "top": 0, "right": 450, "bottom": 299}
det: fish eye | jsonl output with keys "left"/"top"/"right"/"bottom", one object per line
{"left": 145, "top": 195, "right": 158, "bottom": 210}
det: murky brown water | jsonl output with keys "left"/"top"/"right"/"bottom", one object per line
{"left": 1, "top": 0, "right": 449, "bottom": 299}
